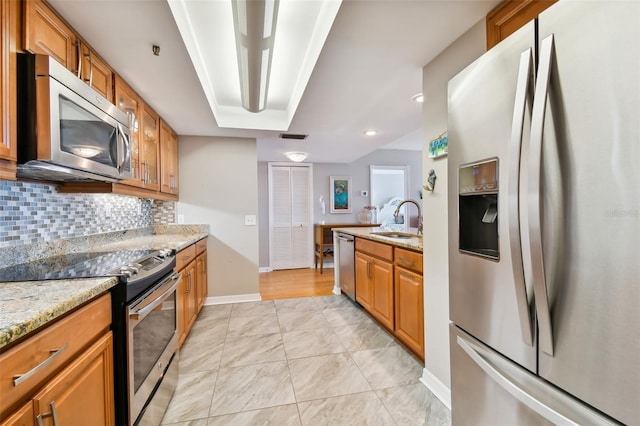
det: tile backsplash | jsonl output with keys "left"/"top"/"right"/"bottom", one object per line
{"left": 0, "top": 181, "right": 175, "bottom": 248}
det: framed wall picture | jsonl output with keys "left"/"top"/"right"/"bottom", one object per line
{"left": 428, "top": 131, "right": 448, "bottom": 158}
{"left": 330, "top": 176, "right": 352, "bottom": 213}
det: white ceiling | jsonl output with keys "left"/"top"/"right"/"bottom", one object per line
{"left": 48, "top": 0, "right": 499, "bottom": 164}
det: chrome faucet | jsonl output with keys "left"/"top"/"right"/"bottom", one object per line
{"left": 394, "top": 199, "right": 423, "bottom": 237}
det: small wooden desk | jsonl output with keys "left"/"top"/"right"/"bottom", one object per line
{"left": 314, "top": 223, "right": 378, "bottom": 274}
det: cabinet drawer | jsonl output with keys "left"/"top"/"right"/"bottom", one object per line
{"left": 356, "top": 238, "right": 393, "bottom": 262}
{"left": 0, "top": 294, "right": 111, "bottom": 417}
{"left": 394, "top": 248, "right": 423, "bottom": 274}
{"left": 195, "top": 238, "right": 207, "bottom": 255}
{"left": 175, "top": 244, "right": 196, "bottom": 271}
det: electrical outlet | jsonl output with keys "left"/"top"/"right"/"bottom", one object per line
{"left": 245, "top": 215, "right": 257, "bottom": 226}
{"left": 104, "top": 204, "right": 112, "bottom": 218}
{"left": 177, "top": 215, "right": 185, "bottom": 224}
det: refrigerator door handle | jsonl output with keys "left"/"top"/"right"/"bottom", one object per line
{"left": 529, "top": 34, "right": 555, "bottom": 356}
{"left": 456, "top": 335, "right": 616, "bottom": 426}
{"left": 508, "top": 47, "right": 535, "bottom": 347}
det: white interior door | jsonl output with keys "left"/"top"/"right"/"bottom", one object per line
{"left": 269, "top": 163, "right": 313, "bottom": 270}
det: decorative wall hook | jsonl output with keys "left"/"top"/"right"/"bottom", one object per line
{"left": 423, "top": 169, "right": 437, "bottom": 192}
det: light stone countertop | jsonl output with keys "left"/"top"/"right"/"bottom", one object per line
{"left": 0, "top": 228, "right": 209, "bottom": 350}
{"left": 332, "top": 226, "right": 423, "bottom": 252}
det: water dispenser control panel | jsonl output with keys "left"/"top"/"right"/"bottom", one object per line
{"left": 459, "top": 158, "right": 498, "bottom": 194}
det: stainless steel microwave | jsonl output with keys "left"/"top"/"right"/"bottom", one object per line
{"left": 17, "top": 54, "right": 131, "bottom": 182}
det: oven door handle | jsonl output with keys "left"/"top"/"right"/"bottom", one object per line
{"left": 129, "top": 273, "right": 182, "bottom": 322}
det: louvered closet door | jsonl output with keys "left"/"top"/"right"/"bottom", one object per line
{"left": 290, "top": 167, "right": 311, "bottom": 267}
{"left": 269, "top": 164, "right": 312, "bottom": 270}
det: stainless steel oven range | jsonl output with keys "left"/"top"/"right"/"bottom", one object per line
{"left": 109, "top": 249, "right": 180, "bottom": 426}
{"left": 0, "top": 248, "right": 181, "bottom": 425}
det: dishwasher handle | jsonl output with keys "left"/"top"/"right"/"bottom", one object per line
{"left": 337, "top": 234, "right": 354, "bottom": 243}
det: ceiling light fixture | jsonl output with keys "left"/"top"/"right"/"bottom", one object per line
{"left": 364, "top": 130, "right": 378, "bottom": 136}
{"left": 411, "top": 93, "right": 424, "bottom": 103}
{"left": 231, "top": 0, "right": 279, "bottom": 113}
{"left": 285, "top": 151, "right": 309, "bottom": 162}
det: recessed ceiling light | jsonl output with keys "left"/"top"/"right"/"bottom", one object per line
{"left": 363, "top": 130, "right": 377, "bottom": 136}
{"left": 411, "top": 93, "right": 424, "bottom": 103}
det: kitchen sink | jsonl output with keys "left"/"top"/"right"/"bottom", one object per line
{"left": 370, "top": 231, "right": 418, "bottom": 239}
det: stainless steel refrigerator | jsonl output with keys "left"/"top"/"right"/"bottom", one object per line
{"left": 447, "top": 1, "right": 639, "bottom": 425}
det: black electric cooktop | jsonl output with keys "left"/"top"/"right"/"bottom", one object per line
{"left": 0, "top": 249, "right": 156, "bottom": 282}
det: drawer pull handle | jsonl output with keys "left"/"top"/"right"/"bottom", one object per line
{"left": 400, "top": 271, "right": 415, "bottom": 281}
{"left": 36, "top": 401, "right": 59, "bottom": 426}
{"left": 13, "top": 344, "right": 68, "bottom": 386}
{"left": 398, "top": 256, "right": 414, "bottom": 266}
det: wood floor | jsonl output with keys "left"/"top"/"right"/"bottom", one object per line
{"left": 259, "top": 267, "right": 336, "bottom": 300}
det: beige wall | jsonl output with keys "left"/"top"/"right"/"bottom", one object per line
{"left": 421, "top": 19, "right": 486, "bottom": 399}
{"left": 177, "top": 136, "right": 259, "bottom": 298}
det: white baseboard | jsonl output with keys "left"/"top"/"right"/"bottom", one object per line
{"left": 259, "top": 267, "right": 272, "bottom": 273}
{"left": 419, "top": 368, "right": 451, "bottom": 410}
{"left": 204, "top": 293, "right": 262, "bottom": 305}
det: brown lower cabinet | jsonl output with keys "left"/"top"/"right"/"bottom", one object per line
{"left": 394, "top": 266, "right": 424, "bottom": 359}
{"left": 176, "top": 238, "right": 208, "bottom": 348}
{"left": 355, "top": 250, "right": 394, "bottom": 331}
{"left": 0, "top": 294, "right": 114, "bottom": 425}
{"left": 355, "top": 238, "right": 424, "bottom": 361}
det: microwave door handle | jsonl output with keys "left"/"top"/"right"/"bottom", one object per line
{"left": 117, "top": 124, "right": 129, "bottom": 174}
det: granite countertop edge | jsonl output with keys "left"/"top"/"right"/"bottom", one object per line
{"left": 0, "top": 229, "right": 210, "bottom": 350}
{"left": 332, "top": 226, "right": 423, "bottom": 252}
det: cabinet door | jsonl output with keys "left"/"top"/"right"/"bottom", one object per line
{"left": 32, "top": 332, "right": 114, "bottom": 426}
{"left": 1, "top": 401, "right": 34, "bottom": 426}
{"left": 79, "top": 43, "right": 113, "bottom": 101}
{"left": 196, "top": 252, "right": 208, "bottom": 311}
{"left": 159, "top": 120, "right": 179, "bottom": 195}
{"left": 140, "top": 104, "right": 160, "bottom": 191}
{"left": 371, "top": 259, "right": 394, "bottom": 331}
{"left": 355, "top": 252, "right": 373, "bottom": 311}
{"left": 0, "top": 0, "right": 18, "bottom": 176}
{"left": 24, "top": 0, "right": 78, "bottom": 72}
{"left": 183, "top": 261, "right": 198, "bottom": 335}
{"left": 114, "top": 76, "right": 142, "bottom": 187}
{"left": 395, "top": 267, "right": 424, "bottom": 359}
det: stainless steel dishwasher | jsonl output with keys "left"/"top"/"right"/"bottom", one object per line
{"left": 337, "top": 233, "right": 355, "bottom": 301}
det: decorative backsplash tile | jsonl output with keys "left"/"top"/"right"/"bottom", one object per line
{"left": 0, "top": 181, "right": 175, "bottom": 249}
{"left": 152, "top": 200, "right": 176, "bottom": 224}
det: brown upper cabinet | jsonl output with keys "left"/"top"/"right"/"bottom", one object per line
{"left": 140, "top": 104, "right": 160, "bottom": 192}
{"left": 114, "top": 75, "right": 143, "bottom": 188}
{"left": 79, "top": 42, "right": 113, "bottom": 101}
{"left": 0, "top": 0, "right": 19, "bottom": 180}
{"left": 160, "top": 119, "right": 179, "bottom": 196}
{"left": 23, "top": 0, "right": 78, "bottom": 72}
{"left": 486, "top": 0, "right": 557, "bottom": 50}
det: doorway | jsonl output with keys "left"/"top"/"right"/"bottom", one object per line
{"left": 369, "top": 165, "right": 410, "bottom": 226}
{"left": 268, "top": 163, "right": 314, "bottom": 270}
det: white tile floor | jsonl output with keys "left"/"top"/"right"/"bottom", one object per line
{"left": 161, "top": 295, "right": 451, "bottom": 425}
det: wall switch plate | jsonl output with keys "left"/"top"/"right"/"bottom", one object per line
{"left": 245, "top": 215, "right": 257, "bottom": 226}
{"left": 361, "top": 190, "right": 368, "bottom": 197}
{"left": 177, "top": 214, "right": 185, "bottom": 224}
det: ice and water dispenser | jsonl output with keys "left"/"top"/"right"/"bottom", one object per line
{"left": 458, "top": 159, "right": 499, "bottom": 260}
